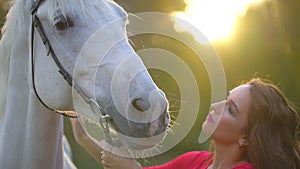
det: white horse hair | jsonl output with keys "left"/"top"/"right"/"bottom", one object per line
{"left": 0, "top": 0, "right": 169, "bottom": 168}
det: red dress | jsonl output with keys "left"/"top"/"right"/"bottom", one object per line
{"left": 142, "top": 151, "right": 255, "bottom": 169}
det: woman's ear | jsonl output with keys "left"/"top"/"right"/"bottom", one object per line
{"left": 238, "top": 135, "right": 249, "bottom": 147}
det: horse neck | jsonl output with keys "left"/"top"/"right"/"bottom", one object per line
{"left": 0, "top": 2, "right": 64, "bottom": 168}
{"left": 0, "top": 42, "right": 65, "bottom": 167}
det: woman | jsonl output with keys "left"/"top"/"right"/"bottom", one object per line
{"left": 72, "top": 78, "right": 300, "bottom": 169}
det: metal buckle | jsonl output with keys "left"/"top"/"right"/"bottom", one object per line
{"left": 88, "top": 99, "right": 113, "bottom": 143}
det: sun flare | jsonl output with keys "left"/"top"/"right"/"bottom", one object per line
{"left": 173, "top": 0, "right": 265, "bottom": 43}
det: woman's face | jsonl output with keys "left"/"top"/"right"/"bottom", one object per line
{"left": 202, "top": 84, "right": 251, "bottom": 144}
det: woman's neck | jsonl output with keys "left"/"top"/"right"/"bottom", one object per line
{"left": 209, "top": 142, "right": 245, "bottom": 169}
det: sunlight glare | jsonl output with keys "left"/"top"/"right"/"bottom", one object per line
{"left": 173, "top": 0, "right": 265, "bottom": 43}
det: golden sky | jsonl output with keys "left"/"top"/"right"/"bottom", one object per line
{"left": 174, "top": 0, "right": 266, "bottom": 43}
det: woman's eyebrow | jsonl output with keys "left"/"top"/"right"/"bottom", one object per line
{"left": 232, "top": 99, "right": 240, "bottom": 114}
{"left": 228, "top": 91, "right": 240, "bottom": 114}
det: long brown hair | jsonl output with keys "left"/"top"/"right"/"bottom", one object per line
{"left": 246, "top": 78, "right": 300, "bottom": 169}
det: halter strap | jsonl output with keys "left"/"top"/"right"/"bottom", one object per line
{"left": 30, "top": 0, "right": 117, "bottom": 144}
{"left": 30, "top": 0, "right": 93, "bottom": 118}
{"left": 31, "top": 0, "right": 45, "bottom": 15}
{"left": 31, "top": 14, "right": 78, "bottom": 118}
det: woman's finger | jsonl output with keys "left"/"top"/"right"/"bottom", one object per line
{"left": 100, "top": 140, "right": 133, "bottom": 158}
{"left": 99, "top": 140, "right": 142, "bottom": 169}
{"left": 101, "top": 150, "right": 121, "bottom": 168}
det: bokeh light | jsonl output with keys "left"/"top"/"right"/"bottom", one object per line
{"left": 173, "top": 0, "right": 266, "bottom": 42}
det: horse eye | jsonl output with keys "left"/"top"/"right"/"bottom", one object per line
{"left": 53, "top": 16, "right": 73, "bottom": 30}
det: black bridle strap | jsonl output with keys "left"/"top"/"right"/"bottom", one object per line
{"left": 31, "top": 14, "right": 78, "bottom": 118}
{"left": 31, "top": 14, "right": 109, "bottom": 117}
{"left": 30, "top": 0, "right": 116, "bottom": 144}
{"left": 30, "top": 0, "right": 45, "bottom": 15}
{"left": 30, "top": 0, "right": 89, "bottom": 118}
{"left": 32, "top": 15, "right": 73, "bottom": 86}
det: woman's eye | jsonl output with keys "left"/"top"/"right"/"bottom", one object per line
{"left": 228, "top": 106, "right": 234, "bottom": 114}
{"left": 228, "top": 105, "right": 237, "bottom": 117}
{"left": 54, "top": 16, "right": 73, "bottom": 30}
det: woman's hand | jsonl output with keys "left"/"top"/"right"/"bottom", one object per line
{"left": 100, "top": 140, "right": 142, "bottom": 169}
{"left": 70, "top": 118, "right": 142, "bottom": 168}
{"left": 69, "top": 118, "right": 103, "bottom": 163}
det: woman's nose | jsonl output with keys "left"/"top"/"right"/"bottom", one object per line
{"left": 211, "top": 101, "right": 225, "bottom": 115}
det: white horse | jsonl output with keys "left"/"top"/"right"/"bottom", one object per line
{"left": 0, "top": 0, "right": 169, "bottom": 168}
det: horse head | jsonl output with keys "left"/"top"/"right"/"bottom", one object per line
{"left": 32, "top": 0, "right": 170, "bottom": 150}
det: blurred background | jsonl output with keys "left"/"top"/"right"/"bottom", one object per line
{"left": 1, "top": 0, "right": 299, "bottom": 168}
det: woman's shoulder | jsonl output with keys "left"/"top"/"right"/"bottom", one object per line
{"left": 180, "top": 152, "right": 256, "bottom": 169}
{"left": 176, "top": 151, "right": 212, "bottom": 165}
{"left": 179, "top": 151, "right": 211, "bottom": 159}
{"left": 142, "top": 151, "right": 212, "bottom": 169}
{"left": 232, "top": 161, "right": 256, "bottom": 169}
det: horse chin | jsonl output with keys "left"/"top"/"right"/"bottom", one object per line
{"left": 118, "top": 131, "right": 166, "bottom": 150}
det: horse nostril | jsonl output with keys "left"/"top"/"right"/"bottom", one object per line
{"left": 132, "top": 98, "right": 150, "bottom": 112}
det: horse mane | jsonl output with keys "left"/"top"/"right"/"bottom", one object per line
{"left": 0, "top": 0, "right": 123, "bottom": 115}
{"left": 0, "top": 0, "right": 30, "bottom": 115}
{"left": 0, "top": 0, "right": 29, "bottom": 73}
